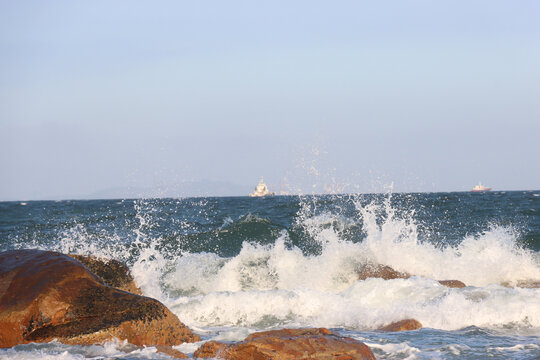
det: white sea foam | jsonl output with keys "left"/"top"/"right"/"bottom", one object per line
{"left": 491, "top": 343, "right": 540, "bottom": 352}
{"left": 169, "top": 276, "right": 540, "bottom": 332}
{"left": 353, "top": 197, "right": 540, "bottom": 286}
{"left": 0, "top": 351, "right": 83, "bottom": 360}
{"left": 443, "top": 344, "right": 469, "bottom": 356}
{"left": 41, "top": 195, "right": 540, "bottom": 334}
{"left": 364, "top": 342, "right": 421, "bottom": 360}
{"left": 164, "top": 233, "right": 364, "bottom": 295}
{"left": 159, "top": 196, "right": 540, "bottom": 332}
{"left": 0, "top": 339, "right": 169, "bottom": 360}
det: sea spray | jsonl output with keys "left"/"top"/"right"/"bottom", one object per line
{"left": 35, "top": 194, "right": 540, "bottom": 327}
{"left": 2, "top": 191, "right": 539, "bottom": 359}
{"left": 161, "top": 194, "right": 540, "bottom": 332}
{"left": 353, "top": 196, "right": 540, "bottom": 286}
{"left": 129, "top": 200, "right": 169, "bottom": 301}
{"left": 171, "top": 274, "right": 540, "bottom": 331}
{"left": 0, "top": 339, "right": 175, "bottom": 360}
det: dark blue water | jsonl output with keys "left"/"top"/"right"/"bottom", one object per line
{"left": 1, "top": 191, "right": 539, "bottom": 359}
{"left": 2, "top": 191, "right": 539, "bottom": 256}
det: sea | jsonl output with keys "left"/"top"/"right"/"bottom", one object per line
{"left": 0, "top": 191, "right": 539, "bottom": 359}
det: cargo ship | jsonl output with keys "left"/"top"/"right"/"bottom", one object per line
{"left": 471, "top": 182, "right": 492, "bottom": 192}
{"left": 249, "top": 178, "right": 275, "bottom": 197}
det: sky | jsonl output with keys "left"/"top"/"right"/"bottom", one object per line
{"left": 1, "top": 1, "right": 539, "bottom": 200}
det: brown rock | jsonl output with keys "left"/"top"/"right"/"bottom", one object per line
{"left": 194, "top": 328, "right": 376, "bottom": 359}
{"left": 501, "top": 280, "right": 540, "bottom": 289}
{"left": 358, "top": 264, "right": 410, "bottom": 281}
{"left": 194, "top": 340, "right": 232, "bottom": 358}
{"left": 0, "top": 249, "right": 199, "bottom": 348}
{"left": 438, "top": 280, "right": 466, "bottom": 288}
{"left": 244, "top": 328, "right": 335, "bottom": 341}
{"left": 155, "top": 345, "right": 189, "bottom": 359}
{"left": 379, "top": 319, "right": 422, "bottom": 332}
{"left": 358, "top": 264, "right": 467, "bottom": 289}
{"left": 69, "top": 254, "right": 142, "bottom": 294}
{"left": 516, "top": 280, "right": 540, "bottom": 289}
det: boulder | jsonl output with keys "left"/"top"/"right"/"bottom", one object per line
{"left": 437, "top": 280, "right": 466, "bottom": 288}
{"left": 358, "top": 264, "right": 411, "bottom": 281}
{"left": 358, "top": 264, "right": 467, "bottom": 288}
{"left": 378, "top": 319, "right": 422, "bottom": 332}
{"left": 516, "top": 280, "right": 540, "bottom": 288}
{"left": 193, "top": 328, "right": 376, "bottom": 359}
{"left": 194, "top": 340, "right": 230, "bottom": 358}
{"left": 155, "top": 345, "right": 189, "bottom": 359}
{"left": 69, "top": 254, "right": 142, "bottom": 295}
{"left": 0, "top": 249, "right": 199, "bottom": 348}
{"left": 501, "top": 280, "right": 540, "bottom": 289}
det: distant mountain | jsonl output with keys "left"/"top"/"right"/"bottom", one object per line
{"left": 88, "top": 180, "right": 249, "bottom": 200}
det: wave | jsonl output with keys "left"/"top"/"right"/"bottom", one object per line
{"left": 170, "top": 274, "right": 540, "bottom": 331}
{"left": 162, "top": 196, "right": 540, "bottom": 332}
{"left": 21, "top": 195, "right": 540, "bottom": 333}
{"left": 0, "top": 339, "right": 191, "bottom": 360}
{"left": 163, "top": 197, "right": 540, "bottom": 295}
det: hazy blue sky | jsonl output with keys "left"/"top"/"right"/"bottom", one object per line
{"left": 1, "top": 1, "right": 539, "bottom": 200}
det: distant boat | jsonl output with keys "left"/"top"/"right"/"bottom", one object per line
{"left": 471, "top": 182, "right": 492, "bottom": 192}
{"left": 249, "top": 177, "right": 275, "bottom": 197}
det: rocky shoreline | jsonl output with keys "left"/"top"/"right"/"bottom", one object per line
{"left": 0, "top": 250, "right": 198, "bottom": 356}
{"left": 5, "top": 249, "right": 534, "bottom": 358}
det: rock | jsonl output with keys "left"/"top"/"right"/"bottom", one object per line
{"left": 69, "top": 254, "right": 142, "bottom": 295}
{"left": 244, "top": 328, "right": 335, "bottom": 341}
{"left": 516, "top": 280, "right": 540, "bottom": 289}
{"left": 358, "top": 264, "right": 467, "bottom": 289}
{"left": 193, "top": 328, "right": 376, "bottom": 359}
{"left": 155, "top": 345, "right": 189, "bottom": 359}
{"left": 0, "top": 249, "right": 199, "bottom": 348}
{"left": 501, "top": 280, "right": 540, "bottom": 289}
{"left": 194, "top": 340, "right": 231, "bottom": 358}
{"left": 358, "top": 264, "right": 410, "bottom": 280}
{"left": 379, "top": 319, "right": 422, "bottom": 332}
{"left": 438, "top": 280, "right": 466, "bottom": 288}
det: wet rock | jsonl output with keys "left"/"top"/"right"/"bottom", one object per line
{"left": 516, "top": 280, "right": 540, "bottom": 288}
{"left": 194, "top": 340, "right": 231, "bottom": 358}
{"left": 244, "top": 328, "right": 335, "bottom": 341}
{"left": 501, "top": 280, "right": 540, "bottom": 289}
{"left": 0, "top": 249, "right": 199, "bottom": 348}
{"left": 194, "top": 328, "right": 376, "bottom": 359}
{"left": 438, "top": 280, "right": 466, "bottom": 288}
{"left": 155, "top": 345, "right": 189, "bottom": 359}
{"left": 69, "top": 254, "right": 142, "bottom": 295}
{"left": 358, "top": 264, "right": 467, "bottom": 289}
{"left": 358, "top": 264, "right": 411, "bottom": 280}
{"left": 379, "top": 319, "right": 422, "bottom": 332}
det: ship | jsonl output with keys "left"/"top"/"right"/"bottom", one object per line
{"left": 471, "top": 182, "right": 492, "bottom": 192}
{"left": 249, "top": 177, "right": 275, "bottom": 197}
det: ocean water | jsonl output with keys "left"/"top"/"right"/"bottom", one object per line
{"left": 1, "top": 191, "right": 539, "bottom": 359}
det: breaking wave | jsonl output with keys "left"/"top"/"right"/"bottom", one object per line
{"left": 30, "top": 194, "right": 539, "bottom": 333}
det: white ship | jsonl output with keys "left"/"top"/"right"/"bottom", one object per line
{"left": 471, "top": 182, "right": 492, "bottom": 192}
{"left": 249, "top": 178, "right": 275, "bottom": 197}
